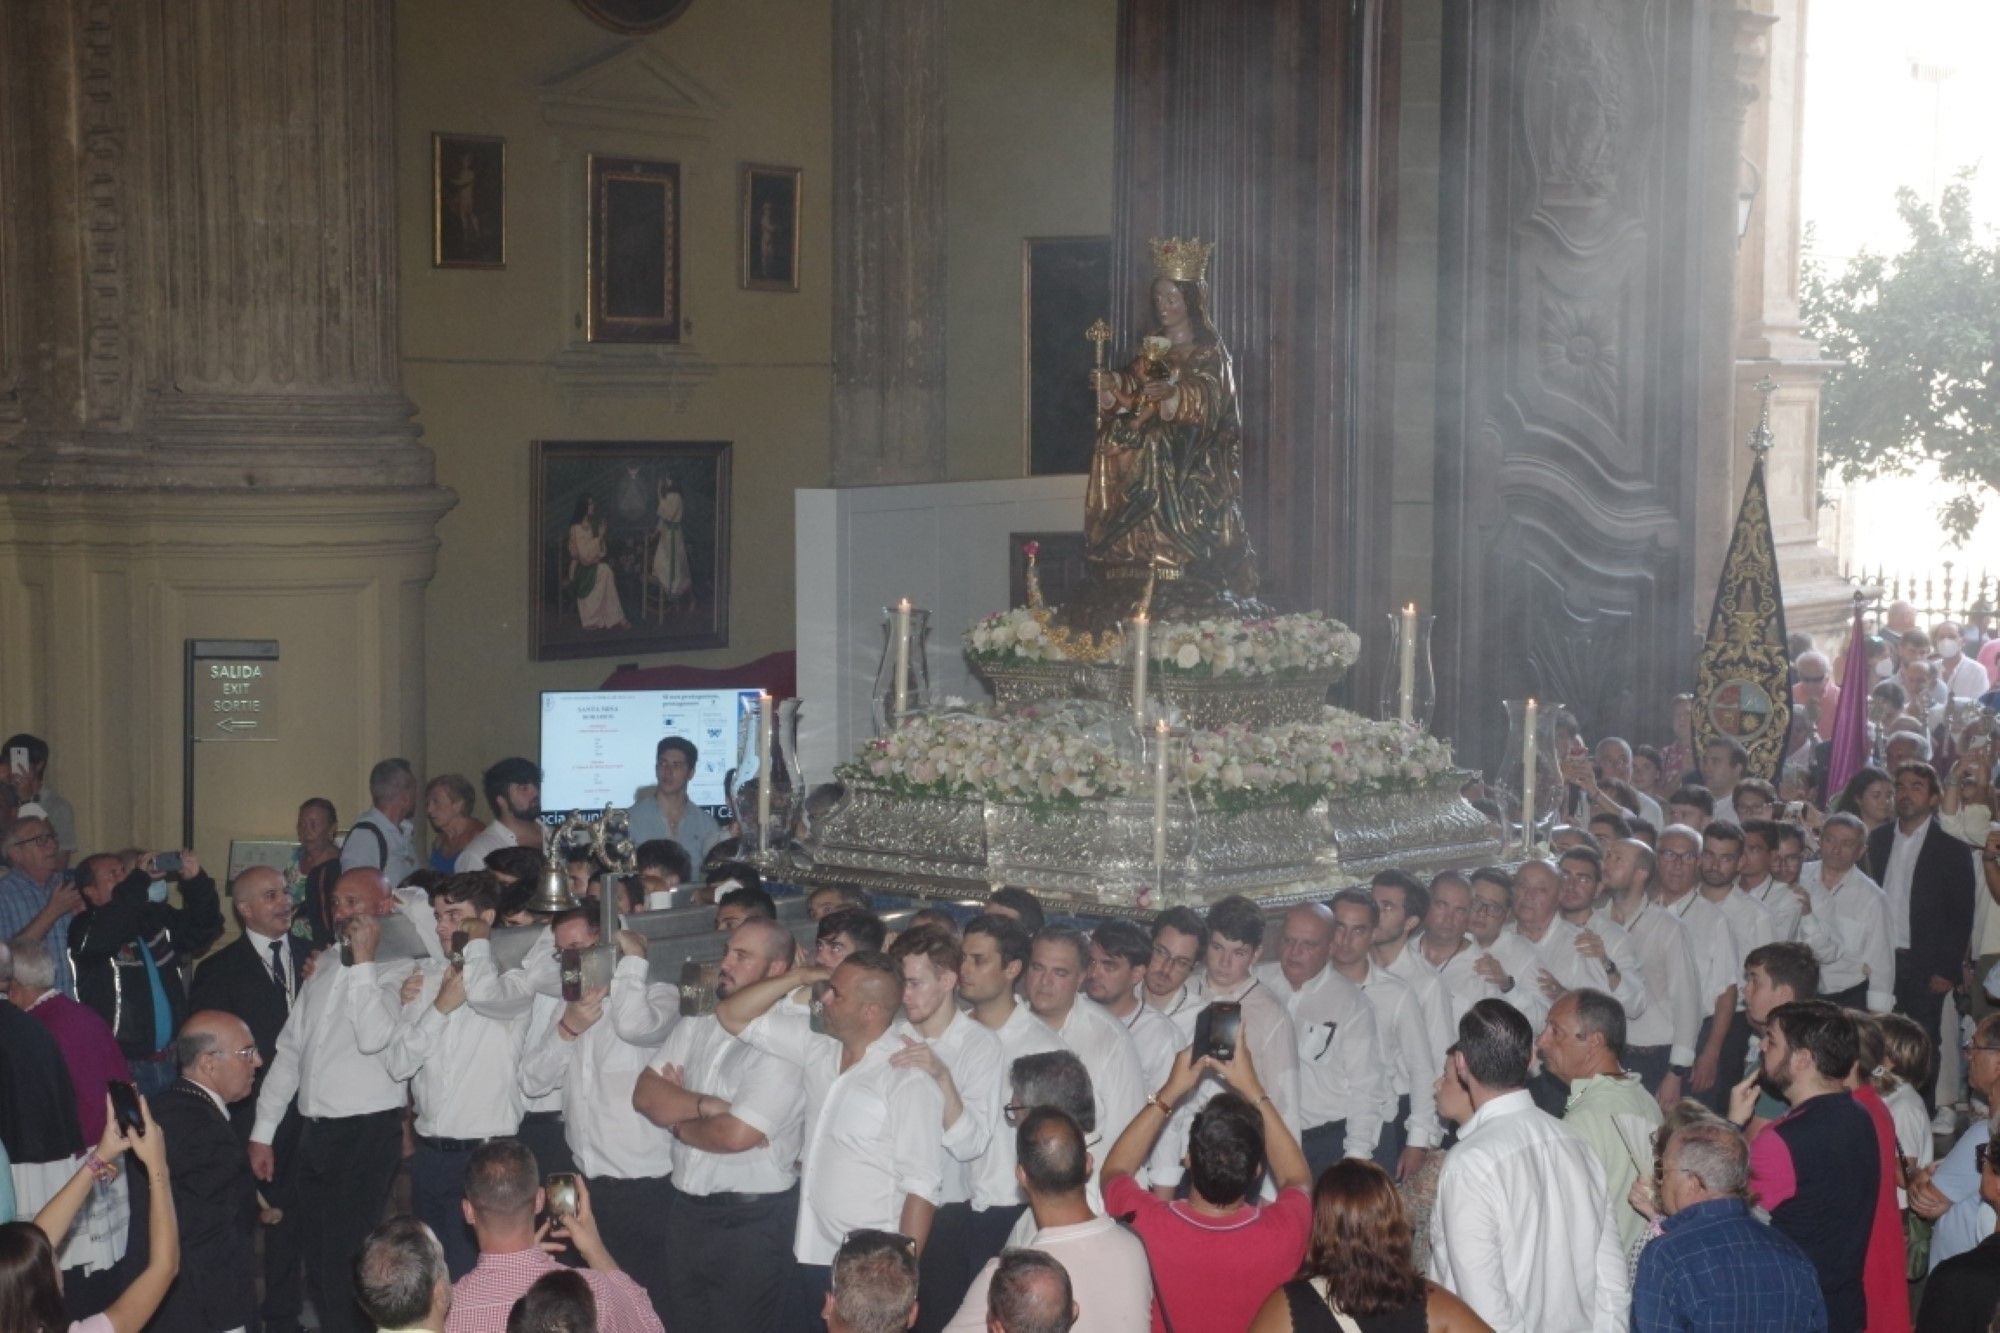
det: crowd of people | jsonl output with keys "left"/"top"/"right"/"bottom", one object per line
{"left": 0, "top": 605, "right": 1997, "bottom": 1333}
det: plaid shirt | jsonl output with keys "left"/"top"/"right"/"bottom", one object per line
{"left": 445, "top": 1245, "right": 664, "bottom": 1333}
{"left": 0, "top": 869, "right": 74, "bottom": 997}
{"left": 1632, "top": 1197, "right": 1828, "bottom": 1332}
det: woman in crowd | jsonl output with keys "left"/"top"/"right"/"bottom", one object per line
{"left": 1250, "top": 1159, "right": 1490, "bottom": 1333}
{"left": 425, "top": 773, "right": 484, "bottom": 873}
{"left": 1866, "top": 1013, "right": 1936, "bottom": 1197}
{"left": 288, "top": 797, "right": 341, "bottom": 947}
{"left": 1833, "top": 765, "right": 1896, "bottom": 835}
{"left": 1397, "top": 1042, "right": 1476, "bottom": 1272}
{"left": 0, "top": 1094, "right": 177, "bottom": 1333}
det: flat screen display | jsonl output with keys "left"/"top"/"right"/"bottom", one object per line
{"left": 539, "top": 688, "right": 756, "bottom": 818}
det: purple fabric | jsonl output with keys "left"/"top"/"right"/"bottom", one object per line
{"left": 29, "top": 993, "right": 133, "bottom": 1145}
{"left": 1823, "top": 607, "right": 1872, "bottom": 804}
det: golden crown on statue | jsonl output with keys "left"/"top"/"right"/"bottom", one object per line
{"left": 1148, "top": 236, "right": 1214, "bottom": 283}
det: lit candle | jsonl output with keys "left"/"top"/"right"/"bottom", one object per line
{"left": 892, "top": 598, "right": 912, "bottom": 725}
{"left": 1130, "top": 613, "right": 1150, "bottom": 727}
{"left": 1521, "top": 697, "right": 1539, "bottom": 854}
{"left": 756, "top": 692, "right": 772, "bottom": 854}
{"left": 1398, "top": 604, "right": 1417, "bottom": 725}
{"left": 1152, "top": 720, "right": 1171, "bottom": 888}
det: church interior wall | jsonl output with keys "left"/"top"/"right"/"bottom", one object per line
{"left": 1390, "top": 0, "right": 1443, "bottom": 608}
{"left": 397, "top": 0, "right": 834, "bottom": 782}
{"left": 942, "top": 0, "right": 1117, "bottom": 482}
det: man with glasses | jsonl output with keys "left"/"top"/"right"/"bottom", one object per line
{"left": 1461, "top": 867, "right": 1548, "bottom": 1027}
{"left": 1140, "top": 907, "right": 1205, "bottom": 1021}
{"left": 1913, "top": 1015, "right": 2000, "bottom": 1274}
{"left": 1792, "top": 650, "right": 1840, "bottom": 742}
{"left": 0, "top": 815, "right": 81, "bottom": 997}
{"left": 136, "top": 1010, "right": 264, "bottom": 1332}
{"left": 1794, "top": 813, "right": 1895, "bottom": 1012}
{"left": 1657, "top": 826, "right": 1747, "bottom": 1114}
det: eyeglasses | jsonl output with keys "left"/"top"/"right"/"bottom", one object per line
{"left": 1148, "top": 945, "right": 1196, "bottom": 975}
{"left": 1658, "top": 850, "right": 1699, "bottom": 863}
{"left": 7, "top": 832, "right": 55, "bottom": 851}
{"left": 215, "top": 1045, "right": 261, "bottom": 1062}
{"left": 1470, "top": 899, "right": 1509, "bottom": 917}
{"left": 1798, "top": 674, "right": 1827, "bottom": 685}
{"left": 1002, "top": 1103, "right": 1030, "bottom": 1126}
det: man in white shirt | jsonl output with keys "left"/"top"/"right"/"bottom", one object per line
{"left": 1369, "top": 872, "right": 1455, "bottom": 1059}
{"left": 517, "top": 905, "right": 679, "bottom": 1324}
{"left": 1326, "top": 889, "right": 1444, "bottom": 1182}
{"left": 634, "top": 916, "right": 805, "bottom": 1330}
{"left": 1256, "top": 901, "right": 1385, "bottom": 1180}
{"left": 1700, "top": 739, "right": 1749, "bottom": 824}
{"left": 942, "top": 1108, "right": 1152, "bottom": 1333}
{"left": 1935, "top": 628, "right": 1993, "bottom": 699}
{"left": 927, "top": 914, "right": 1066, "bottom": 1332}
{"left": 1655, "top": 825, "right": 1745, "bottom": 1115}
{"left": 1407, "top": 872, "right": 1485, "bottom": 1027}
{"left": 1547, "top": 850, "right": 1651, "bottom": 1020}
{"left": 1597, "top": 840, "right": 1704, "bottom": 1100}
{"left": 624, "top": 735, "right": 726, "bottom": 866}
{"left": 1025, "top": 927, "right": 1146, "bottom": 1151}
{"left": 1795, "top": 813, "right": 1896, "bottom": 1012}
{"left": 247, "top": 868, "right": 419, "bottom": 1333}
{"left": 1594, "top": 736, "right": 1665, "bottom": 826}
{"left": 1737, "top": 818, "right": 1803, "bottom": 941}
{"left": 455, "top": 758, "right": 543, "bottom": 874}
{"left": 1697, "top": 821, "right": 1779, "bottom": 958}
{"left": 1152, "top": 896, "right": 1302, "bottom": 1194}
{"left": 340, "top": 757, "right": 421, "bottom": 886}
{"left": 719, "top": 950, "right": 946, "bottom": 1325}
{"left": 1083, "top": 919, "right": 1179, "bottom": 1090}
{"left": 1462, "top": 868, "right": 1549, "bottom": 1029}
{"left": 1509, "top": 858, "right": 1640, "bottom": 1114}
{"left": 381, "top": 874, "right": 529, "bottom": 1279}
{"left": 1429, "top": 999, "right": 1630, "bottom": 1333}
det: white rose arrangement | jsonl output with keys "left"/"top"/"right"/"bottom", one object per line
{"left": 964, "top": 609, "right": 1359, "bottom": 680}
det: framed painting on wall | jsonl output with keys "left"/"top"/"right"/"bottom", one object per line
{"left": 740, "top": 164, "right": 801, "bottom": 292}
{"left": 530, "top": 440, "right": 732, "bottom": 661}
{"left": 587, "top": 154, "right": 681, "bottom": 343}
{"left": 1022, "top": 236, "right": 1112, "bottom": 476}
{"left": 432, "top": 133, "right": 505, "bottom": 268}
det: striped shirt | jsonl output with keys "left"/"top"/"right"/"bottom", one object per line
{"left": 446, "top": 1245, "right": 663, "bottom": 1333}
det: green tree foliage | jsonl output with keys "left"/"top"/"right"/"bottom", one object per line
{"left": 1802, "top": 175, "right": 2000, "bottom": 541}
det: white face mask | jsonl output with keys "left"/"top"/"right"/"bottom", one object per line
{"left": 1938, "top": 638, "right": 1962, "bottom": 659}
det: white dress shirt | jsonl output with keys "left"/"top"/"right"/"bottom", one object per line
{"left": 942, "top": 1214, "right": 1154, "bottom": 1333}
{"left": 965, "top": 1002, "right": 1067, "bottom": 1211}
{"left": 1882, "top": 820, "right": 1928, "bottom": 949}
{"left": 1543, "top": 915, "right": 1652, "bottom": 1020}
{"left": 1741, "top": 877, "right": 1803, "bottom": 943}
{"left": 1403, "top": 933, "right": 1487, "bottom": 1027}
{"left": 653, "top": 1013, "right": 803, "bottom": 1197}
{"left": 1110, "top": 995, "right": 1180, "bottom": 1091}
{"left": 1510, "top": 918, "right": 1649, "bottom": 1023}
{"left": 1598, "top": 903, "right": 1702, "bottom": 1067}
{"left": 1465, "top": 930, "right": 1552, "bottom": 1029}
{"left": 1702, "top": 887, "right": 1779, "bottom": 993}
{"left": 1943, "top": 653, "right": 1992, "bottom": 700}
{"left": 517, "top": 956, "right": 679, "bottom": 1179}
{"left": 895, "top": 1008, "right": 1005, "bottom": 1206}
{"left": 1356, "top": 962, "right": 1446, "bottom": 1150}
{"left": 1657, "top": 891, "right": 1742, "bottom": 1016}
{"left": 739, "top": 1011, "right": 946, "bottom": 1266}
{"left": 382, "top": 960, "right": 530, "bottom": 1140}
{"left": 1377, "top": 940, "right": 1454, "bottom": 1062}
{"left": 1428, "top": 1089, "right": 1630, "bottom": 1333}
{"left": 1256, "top": 962, "right": 1382, "bottom": 1157}
{"left": 251, "top": 952, "right": 415, "bottom": 1142}
{"left": 1797, "top": 861, "right": 1896, "bottom": 1011}
{"left": 1040, "top": 996, "right": 1147, "bottom": 1148}
{"left": 340, "top": 807, "right": 419, "bottom": 886}
{"left": 454, "top": 820, "right": 519, "bottom": 874}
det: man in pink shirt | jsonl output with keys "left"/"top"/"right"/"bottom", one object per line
{"left": 1101, "top": 1042, "right": 1311, "bottom": 1332}
{"left": 446, "top": 1138, "right": 664, "bottom": 1333}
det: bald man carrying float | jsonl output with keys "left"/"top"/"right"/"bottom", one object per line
{"left": 190, "top": 864, "right": 316, "bottom": 1332}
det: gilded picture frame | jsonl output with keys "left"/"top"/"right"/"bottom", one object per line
{"left": 586, "top": 154, "right": 682, "bottom": 343}
{"left": 432, "top": 133, "right": 505, "bottom": 269}
{"left": 739, "top": 164, "right": 802, "bottom": 292}
{"left": 529, "top": 439, "right": 732, "bottom": 662}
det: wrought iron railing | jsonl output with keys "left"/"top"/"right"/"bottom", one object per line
{"left": 1844, "top": 560, "right": 1996, "bottom": 627}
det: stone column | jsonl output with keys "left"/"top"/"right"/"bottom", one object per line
{"left": 828, "top": 0, "right": 948, "bottom": 487}
{"left": 1732, "top": 0, "right": 1851, "bottom": 646}
{"left": 0, "top": 0, "right": 452, "bottom": 854}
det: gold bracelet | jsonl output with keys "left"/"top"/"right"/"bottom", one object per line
{"left": 1145, "top": 1093, "right": 1173, "bottom": 1115}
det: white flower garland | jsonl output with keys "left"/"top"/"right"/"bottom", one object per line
{"left": 839, "top": 704, "right": 1454, "bottom": 814}
{"left": 965, "top": 609, "right": 1360, "bottom": 679}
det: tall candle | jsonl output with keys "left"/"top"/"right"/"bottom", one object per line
{"left": 1130, "top": 613, "right": 1150, "bottom": 727}
{"left": 1398, "top": 604, "right": 1417, "bottom": 724}
{"left": 756, "top": 692, "right": 772, "bottom": 854}
{"left": 1521, "top": 698, "right": 1539, "bottom": 854}
{"left": 1152, "top": 720, "right": 1171, "bottom": 887}
{"left": 892, "top": 599, "right": 912, "bottom": 725}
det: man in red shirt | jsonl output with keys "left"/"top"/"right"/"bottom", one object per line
{"left": 1101, "top": 1041, "right": 1311, "bottom": 1332}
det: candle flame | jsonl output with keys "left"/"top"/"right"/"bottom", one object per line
{"left": 897, "top": 597, "right": 911, "bottom": 611}
{"left": 1405, "top": 603, "right": 1415, "bottom": 614}
{"left": 1155, "top": 719, "right": 1170, "bottom": 734}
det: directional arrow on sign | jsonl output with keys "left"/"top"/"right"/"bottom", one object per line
{"left": 215, "top": 717, "right": 260, "bottom": 734}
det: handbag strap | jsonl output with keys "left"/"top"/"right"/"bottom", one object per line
{"left": 1307, "top": 1278, "right": 1366, "bottom": 1333}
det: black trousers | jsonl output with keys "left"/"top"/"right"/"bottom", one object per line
{"left": 1895, "top": 950, "right": 1949, "bottom": 1108}
{"left": 663, "top": 1184, "right": 800, "bottom": 1332}
{"left": 1691, "top": 1012, "right": 1753, "bottom": 1117}
{"left": 297, "top": 1108, "right": 402, "bottom": 1333}
{"left": 517, "top": 1109, "right": 575, "bottom": 1178}
{"left": 913, "top": 1200, "right": 1030, "bottom": 1333}
{"left": 588, "top": 1173, "right": 675, "bottom": 1327}
{"left": 1371, "top": 1094, "right": 1412, "bottom": 1175}
{"left": 1823, "top": 979, "right": 1870, "bottom": 1009}
{"left": 1627, "top": 1045, "right": 1672, "bottom": 1094}
{"left": 1301, "top": 1119, "right": 1349, "bottom": 1185}
{"left": 261, "top": 1103, "right": 308, "bottom": 1330}
{"left": 409, "top": 1141, "right": 481, "bottom": 1280}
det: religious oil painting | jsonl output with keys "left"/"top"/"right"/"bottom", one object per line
{"left": 1023, "top": 236, "right": 1112, "bottom": 476}
{"left": 740, "top": 164, "right": 802, "bottom": 292}
{"left": 530, "top": 440, "right": 731, "bottom": 661}
{"left": 431, "top": 133, "right": 505, "bottom": 268}
{"left": 587, "top": 155, "right": 681, "bottom": 343}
